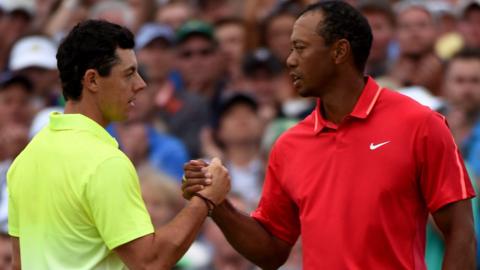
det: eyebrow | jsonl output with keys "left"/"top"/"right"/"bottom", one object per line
{"left": 123, "top": 66, "right": 136, "bottom": 74}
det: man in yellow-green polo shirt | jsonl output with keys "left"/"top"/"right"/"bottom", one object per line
{"left": 7, "top": 20, "right": 230, "bottom": 270}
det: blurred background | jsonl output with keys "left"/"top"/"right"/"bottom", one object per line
{"left": 0, "top": 0, "right": 479, "bottom": 269}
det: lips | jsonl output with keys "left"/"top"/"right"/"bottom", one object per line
{"left": 290, "top": 72, "right": 302, "bottom": 86}
{"left": 128, "top": 97, "right": 136, "bottom": 107}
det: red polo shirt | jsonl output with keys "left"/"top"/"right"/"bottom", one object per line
{"left": 252, "top": 77, "right": 475, "bottom": 269}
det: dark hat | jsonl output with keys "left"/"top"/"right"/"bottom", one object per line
{"left": 0, "top": 72, "right": 32, "bottom": 93}
{"left": 213, "top": 92, "right": 258, "bottom": 128}
{"left": 176, "top": 20, "right": 215, "bottom": 44}
{"left": 243, "top": 48, "right": 283, "bottom": 77}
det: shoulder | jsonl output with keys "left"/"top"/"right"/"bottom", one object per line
{"left": 376, "top": 88, "right": 437, "bottom": 124}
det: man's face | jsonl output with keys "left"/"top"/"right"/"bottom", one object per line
{"left": 444, "top": 59, "right": 480, "bottom": 114}
{"left": 460, "top": 8, "right": 480, "bottom": 48}
{"left": 218, "top": 103, "right": 262, "bottom": 145}
{"left": 215, "top": 23, "right": 246, "bottom": 66}
{"left": 96, "top": 48, "right": 146, "bottom": 123}
{"left": 397, "top": 8, "right": 436, "bottom": 57}
{"left": 137, "top": 38, "right": 174, "bottom": 82}
{"left": 18, "top": 67, "right": 58, "bottom": 97}
{"left": 0, "top": 84, "right": 32, "bottom": 127}
{"left": 286, "top": 12, "right": 333, "bottom": 97}
{"left": 175, "top": 36, "right": 220, "bottom": 92}
{"left": 266, "top": 14, "right": 296, "bottom": 61}
{"left": 364, "top": 11, "right": 394, "bottom": 61}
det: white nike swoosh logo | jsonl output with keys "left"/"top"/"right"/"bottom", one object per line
{"left": 370, "top": 141, "right": 390, "bottom": 150}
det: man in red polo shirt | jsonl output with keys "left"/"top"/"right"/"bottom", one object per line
{"left": 183, "top": 1, "right": 476, "bottom": 269}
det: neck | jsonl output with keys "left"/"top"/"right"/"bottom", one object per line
{"left": 319, "top": 73, "right": 365, "bottom": 124}
{"left": 64, "top": 98, "right": 108, "bottom": 127}
{"left": 225, "top": 142, "right": 259, "bottom": 167}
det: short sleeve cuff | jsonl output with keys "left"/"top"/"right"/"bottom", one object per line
{"left": 429, "top": 192, "right": 476, "bottom": 213}
{"left": 251, "top": 210, "right": 298, "bottom": 246}
{"left": 106, "top": 225, "right": 154, "bottom": 250}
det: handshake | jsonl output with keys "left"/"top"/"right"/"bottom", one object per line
{"left": 181, "top": 158, "right": 231, "bottom": 212}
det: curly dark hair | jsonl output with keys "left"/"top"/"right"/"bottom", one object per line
{"left": 56, "top": 20, "right": 135, "bottom": 101}
{"left": 299, "top": 1, "right": 373, "bottom": 73}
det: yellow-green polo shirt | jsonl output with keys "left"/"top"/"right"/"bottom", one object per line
{"left": 7, "top": 113, "right": 154, "bottom": 270}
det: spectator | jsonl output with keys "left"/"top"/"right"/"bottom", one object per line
{"left": 89, "top": 0, "right": 134, "bottom": 28}
{"left": 175, "top": 20, "right": 224, "bottom": 98}
{"left": 443, "top": 48, "right": 480, "bottom": 179}
{"left": 357, "top": 0, "right": 396, "bottom": 78}
{"left": 9, "top": 36, "right": 61, "bottom": 109}
{"left": 137, "top": 165, "right": 183, "bottom": 227}
{"left": 203, "top": 193, "right": 255, "bottom": 270}
{"left": 205, "top": 93, "right": 264, "bottom": 204}
{"left": 242, "top": 48, "right": 283, "bottom": 112}
{"left": 261, "top": 5, "right": 299, "bottom": 62}
{"left": 458, "top": 0, "right": 480, "bottom": 49}
{"left": 136, "top": 23, "right": 176, "bottom": 87}
{"left": 0, "top": 0, "right": 34, "bottom": 71}
{"left": 388, "top": 1, "right": 444, "bottom": 95}
{"left": 0, "top": 73, "right": 33, "bottom": 130}
{"left": 214, "top": 17, "right": 248, "bottom": 92}
{"left": 155, "top": 0, "right": 196, "bottom": 31}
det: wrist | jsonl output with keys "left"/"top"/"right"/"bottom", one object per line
{"left": 192, "top": 193, "right": 215, "bottom": 216}
{"left": 210, "top": 199, "right": 231, "bottom": 219}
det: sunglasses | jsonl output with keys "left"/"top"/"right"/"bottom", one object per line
{"left": 178, "top": 47, "right": 215, "bottom": 59}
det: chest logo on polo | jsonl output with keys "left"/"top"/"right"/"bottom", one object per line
{"left": 369, "top": 141, "right": 390, "bottom": 150}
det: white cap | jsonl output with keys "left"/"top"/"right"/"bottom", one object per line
{"left": 9, "top": 36, "right": 57, "bottom": 71}
{"left": 0, "top": 0, "right": 35, "bottom": 16}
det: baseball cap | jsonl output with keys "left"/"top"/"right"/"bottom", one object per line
{"left": 243, "top": 48, "right": 283, "bottom": 77}
{"left": 213, "top": 92, "right": 258, "bottom": 128}
{"left": 135, "top": 23, "right": 175, "bottom": 50}
{"left": 176, "top": 20, "right": 215, "bottom": 44}
{"left": 0, "top": 0, "right": 35, "bottom": 16}
{"left": 9, "top": 36, "right": 57, "bottom": 71}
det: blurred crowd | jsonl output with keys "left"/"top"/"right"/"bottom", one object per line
{"left": 0, "top": 0, "right": 479, "bottom": 269}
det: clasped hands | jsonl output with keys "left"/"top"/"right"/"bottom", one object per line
{"left": 182, "top": 158, "right": 231, "bottom": 211}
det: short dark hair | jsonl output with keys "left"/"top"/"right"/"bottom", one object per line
{"left": 450, "top": 47, "right": 480, "bottom": 63}
{"left": 299, "top": 1, "right": 373, "bottom": 72}
{"left": 56, "top": 20, "right": 135, "bottom": 101}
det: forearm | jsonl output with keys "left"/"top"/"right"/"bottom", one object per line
{"left": 442, "top": 232, "right": 476, "bottom": 270}
{"left": 211, "top": 200, "right": 291, "bottom": 269}
{"left": 150, "top": 197, "right": 208, "bottom": 268}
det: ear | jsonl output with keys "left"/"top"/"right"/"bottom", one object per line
{"left": 83, "top": 69, "right": 100, "bottom": 94}
{"left": 332, "top": 39, "right": 350, "bottom": 65}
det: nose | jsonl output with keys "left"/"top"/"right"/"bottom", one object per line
{"left": 286, "top": 51, "right": 297, "bottom": 70}
{"left": 134, "top": 72, "right": 147, "bottom": 93}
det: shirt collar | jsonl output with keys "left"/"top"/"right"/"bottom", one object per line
{"left": 313, "top": 76, "right": 383, "bottom": 134}
{"left": 48, "top": 112, "right": 119, "bottom": 148}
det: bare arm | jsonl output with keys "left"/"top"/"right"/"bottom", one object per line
{"left": 12, "top": 236, "right": 20, "bottom": 270}
{"left": 211, "top": 200, "right": 292, "bottom": 270}
{"left": 115, "top": 197, "right": 209, "bottom": 270}
{"left": 183, "top": 160, "right": 292, "bottom": 270}
{"left": 432, "top": 199, "right": 476, "bottom": 270}
{"left": 116, "top": 158, "right": 230, "bottom": 269}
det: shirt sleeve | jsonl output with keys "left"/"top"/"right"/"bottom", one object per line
{"left": 85, "top": 156, "right": 154, "bottom": 249}
{"left": 418, "top": 112, "right": 476, "bottom": 213}
{"left": 251, "top": 145, "right": 300, "bottom": 245}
